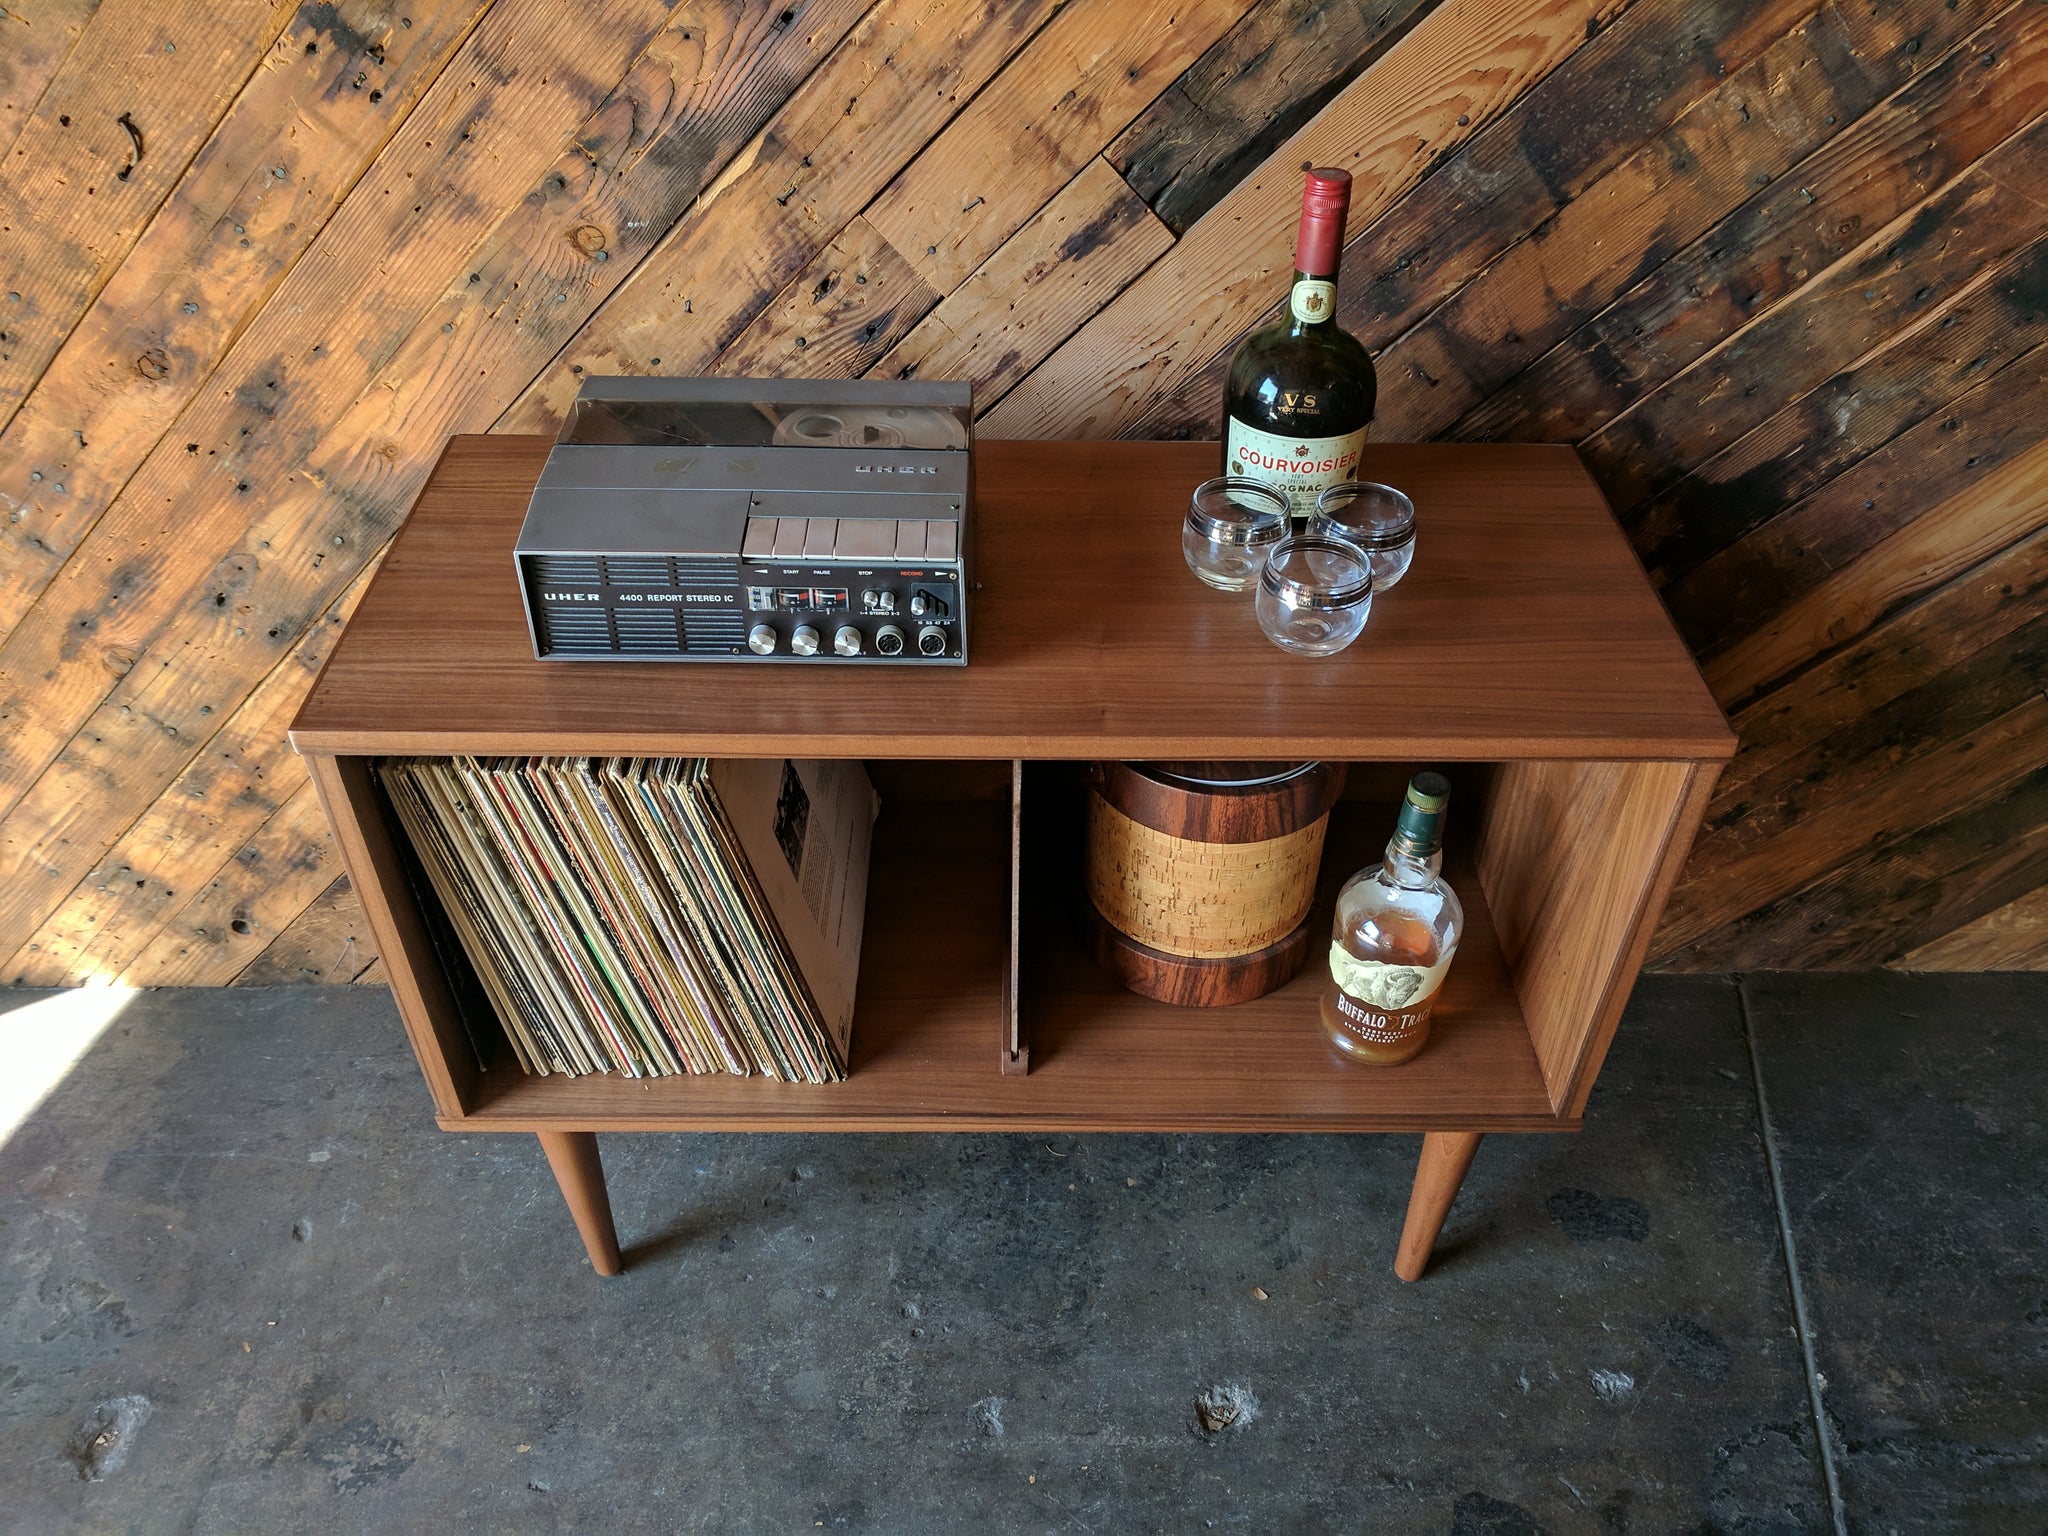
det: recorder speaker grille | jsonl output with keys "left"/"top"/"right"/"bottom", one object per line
{"left": 613, "top": 608, "right": 683, "bottom": 652}
{"left": 672, "top": 558, "right": 731, "bottom": 590}
{"left": 682, "top": 611, "right": 747, "bottom": 654}
{"left": 600, "top": 556, "right": 674, "bottom": 586}
{"left": 536, "top": 605, "right": 614, "bottom": 654}
{"left": 530, "top": 555, "right": 601, "bottom": 586}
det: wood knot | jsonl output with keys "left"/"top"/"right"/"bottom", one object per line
{"left": 135, "top": 349, "right": 169, "bottom": 380}
{"left": 570, "top": 224, "right": 607, "bottom": 257}
{"left": 100, "top": 645, "right": 139, "bottom": 677}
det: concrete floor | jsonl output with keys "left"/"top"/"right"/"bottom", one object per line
{"left": 0, "top": 974, "right": 2040, "bottom": 1533}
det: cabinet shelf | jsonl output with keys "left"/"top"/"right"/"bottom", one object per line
{"left": 449, "top": 800, "right": 1555, "bottom": 1135}
{"left": 289, "top": 438, "right": 1732, "bottom": 764}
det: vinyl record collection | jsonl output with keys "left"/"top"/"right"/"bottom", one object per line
{"left": 378, "top": 756, "right": 876, "bottom": 1084}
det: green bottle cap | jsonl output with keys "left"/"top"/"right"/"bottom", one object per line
{"left": 1407, "top": 772, "right": 1450, "bottom": 812}
{"left": 1394, "top": 772, "right": 1451, "bottom": 851}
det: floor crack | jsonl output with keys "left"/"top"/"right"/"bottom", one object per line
{"left": 1739, "top": 975, "right": 1848, "bottom": 1536}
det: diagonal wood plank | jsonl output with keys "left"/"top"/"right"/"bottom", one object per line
{"left": 4, "top": 557, "right": 376, "bottom": 986}
{"left": 348, "top": 0, "right": 882, "bottom": 450}
{"left": 0, "top": 0, "right": 688, "bottom": 953}
{"left": 0, "top": 0, "right": 300, "bottom": 424}
{"left": 1626, "top": 235, "right": 2048, "bottom": 590}
{"left": 0, "top": 2, "right": 888, "bottom": 969}
{"left": 871, "top": 156, "right": 1172, "bottom": 398}
{"left": 711, "top": 215, "right": 939, "bottom": 379}
{"left": 1687, "top": 611, "right": 2048, "bottom": 906}
{"left": 1666, "top": 642, "right": 2048, "bottom": 961}
{"left": 1709, "top": 523, "right": 2048, "bottom": 809}
{"left": 709, "top": 0, "right": 1252, "bottom": 383}
{"left": 861, "top": 0, "right": 1251, "bottom": 296}
{"left": 1667, "top": 335, "right": 2048, "bottom": 657}
{"left": 120, "top": 774, "right": 338, "bottom": 986}
{"left": 1701, "top": 430, "right": 2048, "bottom": 707}
{"left": 1449, "top": 0, "right": 2047, "bottom": 458}
{"left": 0, "top": 0, "right": 99, "bottom": 156}
{"left": 1660, "top": 694, "right": 2048, "bottom": 953}
{"left": 0, "top": 0, "right": 491, "bottom": 647}
{"left": 1576, "top": 112, "right": 2048, "bottom": 517}
{"left": 1390, "top": 0, "right": 2025, "bottom": 445}
{"left": 0, "top": 0, "right": 684, "bottom": 800}
{"left": 1660, "top": 764, "right": 2048, "bottom": 970}
{"left": 231, "top": 873, "right": 378, "bottom": 984}
{"left": 1, "top": 3, "right": 887, "bottom": 978}
{"left": 977, "top": 0, "right": 1640, "bottom": 440}
{"left": 1108, "top": 0, "right": 1438, "bottom": 236}
{"left": 1704, "top": 608, "right": 2048, "bottom": 828}
{"left": 1893, "top": 885, "right": 2048, "bottom": 970}
{"left": 498, "top": 0, "right": 1070, "bottom": 433}
{"left": 1127, "top": 0, "right": 1835, "bottom": 442}
{"left": 1092, "top": 0, "right": 1829, "bottom": 441}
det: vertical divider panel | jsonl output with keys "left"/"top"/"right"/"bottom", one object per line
{"left": 1474, "top": 759, "right": 1698, "bottom": 1113}
{"left": 1002, "top": 758, "right": 1030, "bottom": 1075}
{"left": 303, "top": 753, "right": 480, "bottom": 1119}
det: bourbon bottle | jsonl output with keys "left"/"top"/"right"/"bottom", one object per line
{"left": 1319, "top": 773, "right": 1463, "bottom": 1066}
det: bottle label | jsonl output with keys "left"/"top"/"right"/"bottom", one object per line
{"left": 1289, "top": 279, "right": 1337, "bottom": 324}
{"left": 1328, "top": 943, "right": 1453, "bottom": 1043}
{"left": 1225, "top": 417, "right": 1367, "bottom": 520}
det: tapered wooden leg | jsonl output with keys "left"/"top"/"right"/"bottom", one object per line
{"left": 538, "top": 1131, "right": 622, "bottom": 1276}
{"left": 1395, "top": 1131, "right": 1484, "bottom": 1282}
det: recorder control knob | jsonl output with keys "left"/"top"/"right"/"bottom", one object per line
{"left": 790, "top": 624, "right": 821, "bottom": 656}
{"left": 833, "top": 625, "right": 863, "bottom": 657}
{"left": 747, "top": 624, "right": 777, "bottom": 656}
{"left": 874, "top": 624, "right": 906, "bottom": 657}
{"left": 909, "top": 588, "right": 947, "bottom": 619}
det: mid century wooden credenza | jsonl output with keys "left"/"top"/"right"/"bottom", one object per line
{"left": 289, "top": 437, "right": 1734, "bottom": 1281}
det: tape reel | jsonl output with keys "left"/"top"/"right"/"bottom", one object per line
{"left": 773, "top": 404, "right": 969, "bottom": 451}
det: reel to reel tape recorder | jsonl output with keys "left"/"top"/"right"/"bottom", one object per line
{"left": 515, "top": 377, "right": 973, "bottom": 664}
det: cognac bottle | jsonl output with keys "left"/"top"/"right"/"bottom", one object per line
{"left": 1222, "top": 167, "right": 1378, "bottom": 525}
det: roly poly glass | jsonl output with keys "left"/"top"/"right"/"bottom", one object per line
{"left": 1183, "top": 477, "right": 1289, "bottom": 592}
{"left": 1256, "top": 533, "right": 1373, "bottom": 657}
{"left": 1311, "top": 480, "right": 1416, "bottom": 591}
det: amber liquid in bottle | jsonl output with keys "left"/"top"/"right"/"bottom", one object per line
{"left": 1318, "top": 774, "right": 1462, "bottom": 1068}
{"left": 1319, "top": 909, "right": 1444, "bottom": 1066}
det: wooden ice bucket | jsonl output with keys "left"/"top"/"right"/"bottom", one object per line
{"left": 1084, "top": 760, "right": 1347, "bottom": 1006}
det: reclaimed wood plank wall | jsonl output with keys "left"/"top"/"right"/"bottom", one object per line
{"left": 2, "top": 0, "right": 2044, "bottom": 986}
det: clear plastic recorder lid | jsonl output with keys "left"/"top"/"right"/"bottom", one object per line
{"left": 557, "top": 376, "right": 972, "bottom": 451}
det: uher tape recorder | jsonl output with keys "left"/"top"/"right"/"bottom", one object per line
{"left": 515, "top": 377, "right": 973, "bottom": 664}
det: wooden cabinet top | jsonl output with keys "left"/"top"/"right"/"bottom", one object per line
{"left": 290, "top": 437, "right": 1734, "bottom": 761}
